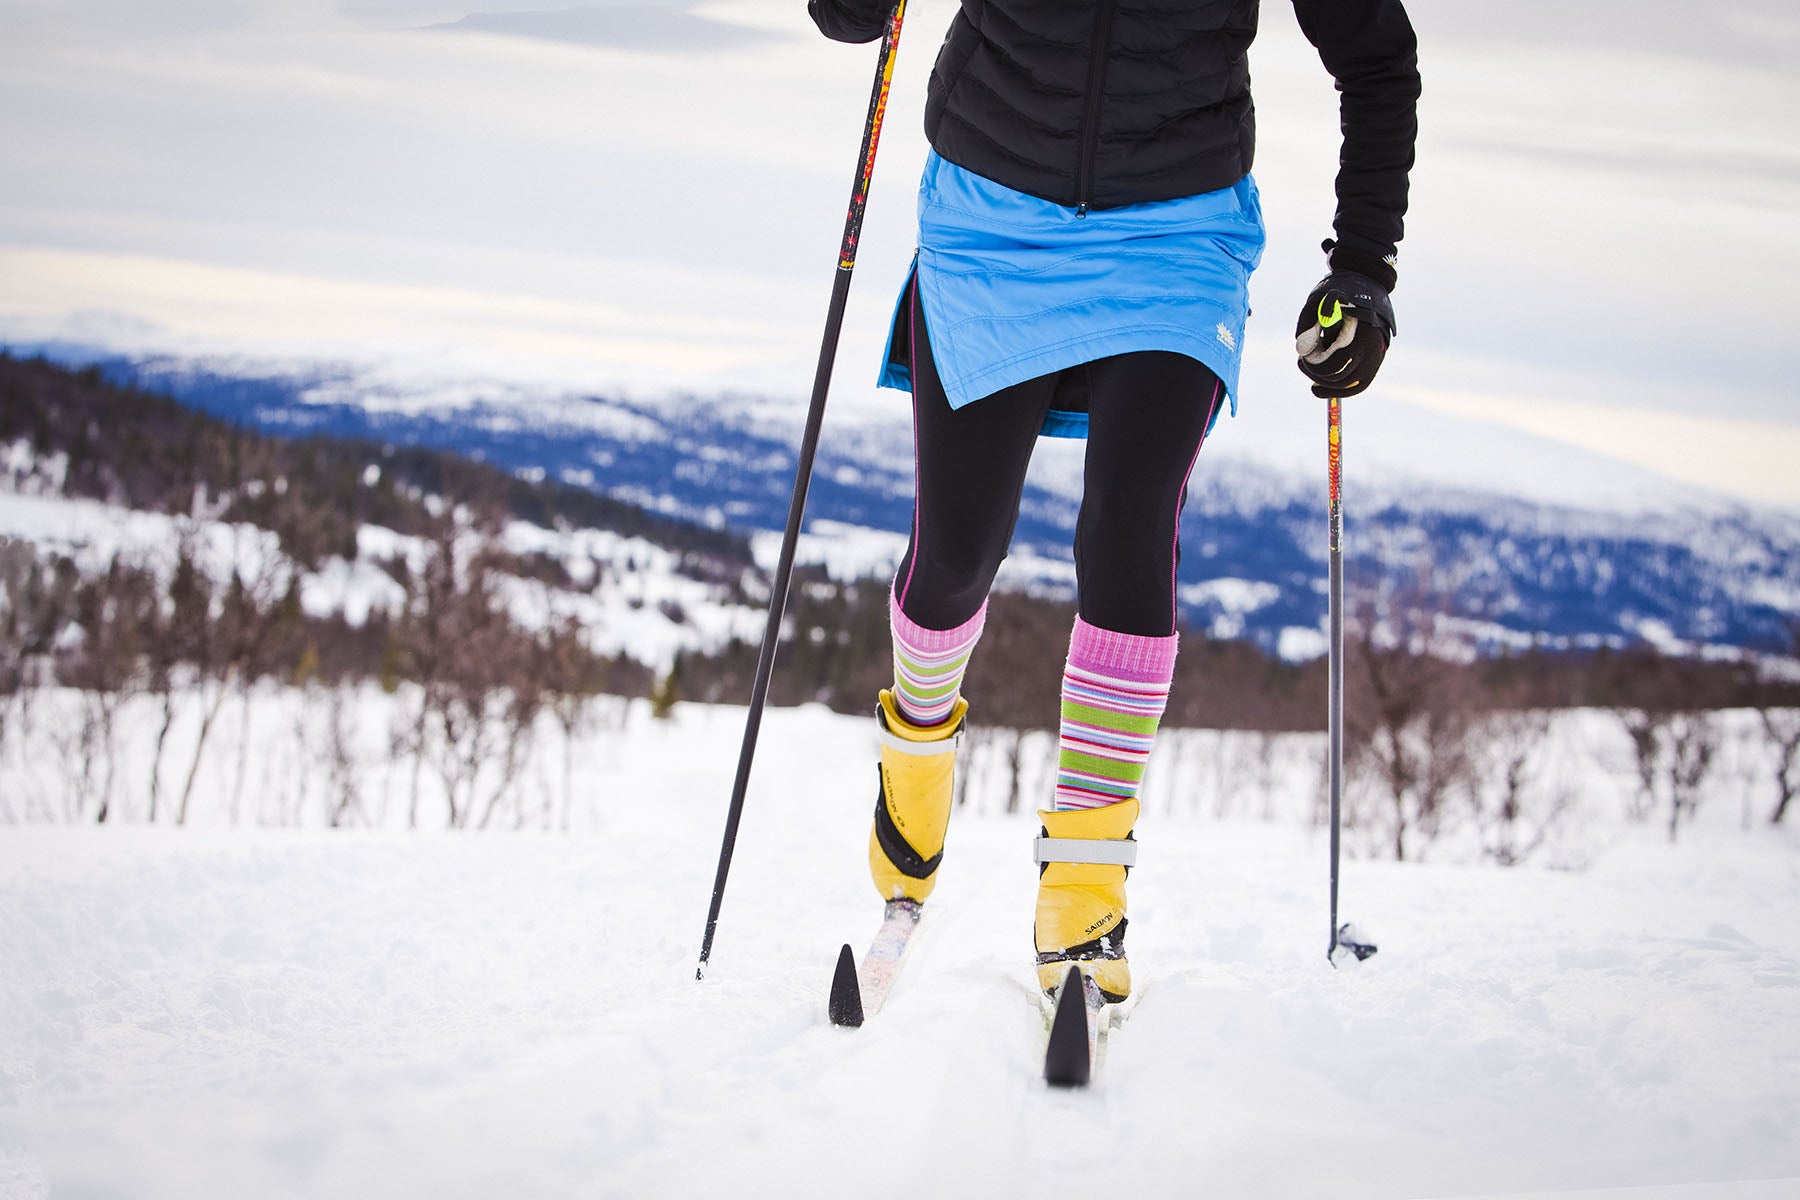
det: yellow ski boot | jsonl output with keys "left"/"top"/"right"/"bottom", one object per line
{"left": 868, "top": 688, "right": 967, "bottom": 904}
{"left": 1033, "top": 798, "right": 1138, "bottom": 1002}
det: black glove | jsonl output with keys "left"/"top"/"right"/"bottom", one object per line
{"left": 808, "top": 0, "right": 889, "bottom": 43}
{"left": 1294, "top": 244, "right": 1397, "bottom": 399}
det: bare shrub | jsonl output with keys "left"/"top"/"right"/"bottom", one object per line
{"left": 1468, "top": 707, "right": 1570, "bottom": 866}
{"left": 1754, "top": 624, "right": 1800, "bottom": 826}
{"left": 57, "top": 555, "right": 159, "bottom": 822}
{"left": 387, "top": 521, "right": 543, "bottom": 829}
{"left": 1664, "top": 711, "right": 1719, "bottom": 843}
{"left": 540, "top": 616, "right": 626, "bottom": 831}
{"left": 1616, "top": 706, "right": 1669, "bottom": 824}
{"left": 1760, "top": 708, "right": 1800, "bottom": 826}
{"left": 1344, "top": 627, "right": 1478, "bottom": 862}
{"left": 1612, "top": 706, "right": 1723, "bottom": 843}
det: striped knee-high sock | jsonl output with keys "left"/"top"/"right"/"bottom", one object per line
{"left": 890, "top": 591, "right": 985, "bottom": 727}
{"left": 1054, "top": 618, "right": 1178, "bottom": 811}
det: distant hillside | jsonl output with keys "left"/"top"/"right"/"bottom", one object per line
{"left": 0, "top": 351, "right": 754, "bottom": 576}
{"left": 4, "top": 352, "right": 1793, "bottom": 752}
{"left": 18, "top": 343, "right": 1799, "bottom": 661}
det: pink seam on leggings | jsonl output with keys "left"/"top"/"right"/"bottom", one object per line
{"left": 897, "top": 276, "right": 922, "bottom": 611}
{"left": 1167, "top": 379, "right": 1222, "bottom": 634}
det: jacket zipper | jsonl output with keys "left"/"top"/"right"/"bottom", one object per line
{"left": 1075, "top": 0, "right": 1115, "bottom": 218}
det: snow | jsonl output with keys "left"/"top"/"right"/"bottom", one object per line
{"left": 1179, "top": 577, "right": 1283, "bottom": 639}
{"left": 0, "top": 474, "right": 769, "bottom": 671}
{"left": 751, "top": 520, "right": 910, "bottom": 584}
{"left": 0, "top": 489, "right": 289, "bottom": 596}
{"left": 3, "top": 697, "right": 1798, "bottom": 1199}
{"left": 1278, "top": 625, "right": 1330, "bottom": 662}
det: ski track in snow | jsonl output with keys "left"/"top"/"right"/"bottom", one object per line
{"left": 3, "top": 704, "right": 1800, "bottom": 1199}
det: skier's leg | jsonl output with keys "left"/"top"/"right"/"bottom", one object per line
{"left": 1035, "top": 352, "right": 1223, "bottom": 998}
{"left": 870, "top": 281, "right": 1056, "bottom": 904}
{"left": 892, "top": 277, "right": 1055, "bottom": 634}
{"left": 1074, "top": 351, "right": 1223, "bottom": 637}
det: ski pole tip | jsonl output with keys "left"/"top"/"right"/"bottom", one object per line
{"left": 1329, "top": 923, "right": 1379, "bottom": 967}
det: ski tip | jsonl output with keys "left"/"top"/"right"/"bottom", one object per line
{"left": 828, "top": 942, "right": 865, "bottom": 1028}
{"left": 1044, "top": 964, "right": 1090, "bottom": 1088}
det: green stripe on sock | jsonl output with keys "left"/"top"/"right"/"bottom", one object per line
{"left": 1061, "top": 702, "right": 1160, "bottom": 736}
{"left": 1057, "top": 750, "right": 1149, "bottom": 782}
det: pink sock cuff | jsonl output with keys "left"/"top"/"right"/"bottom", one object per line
{"left": 890, "top": 587, "right": 987, "bottom": 656}
{"left": 1068, "top": 617, "right": 1179, "bottom": 684}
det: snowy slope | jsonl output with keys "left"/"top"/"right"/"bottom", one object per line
{"left": 3, "top": 701, "right": 1798, "bottom": 1200}
{"left": 0, "top": 432, "right": 769, "bottom": 674}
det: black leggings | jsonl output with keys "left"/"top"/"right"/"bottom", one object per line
{"left": 893, "top": 280, "right": 1224, "bottom": 638}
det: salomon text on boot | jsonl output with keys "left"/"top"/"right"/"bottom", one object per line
{"left": 1033, "top": 798, "right": 1138, "bottom": 1002}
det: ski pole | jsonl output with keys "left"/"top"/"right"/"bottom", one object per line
{"left": 1327, "top": 394, "right": 1377, "bottom": 965}
{"left": 696, "top": 1, "right": 908, "bottom": 980}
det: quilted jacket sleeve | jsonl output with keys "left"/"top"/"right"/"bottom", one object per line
{"left": 1290, "top": 0, "right": 1421, "bottom": 265}
{"left": 808, "top": 0, "right": 890, "bottom": 44}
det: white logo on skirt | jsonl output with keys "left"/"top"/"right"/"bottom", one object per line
{"left": 1215, "top": 323, "right": 1237, "bottom": 352}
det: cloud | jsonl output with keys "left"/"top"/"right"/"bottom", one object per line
{"left": 1390, "top": 385, "right": 1800, "bottom": 511}
{"left": 1421, "top": 0, "right": 1800, "bottom": 73}
{"left": 0, "top": 0, "right": 253, "bottom": 40}
{"left": 421, "top": 5, "right": 779, "bottom": 53}
{"left": 2, "top": 0, "right": 1797, "bottom": 513}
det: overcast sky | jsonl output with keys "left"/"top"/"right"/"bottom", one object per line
{"left": 1, "top": 0, "right": 1797, "bottom": 509}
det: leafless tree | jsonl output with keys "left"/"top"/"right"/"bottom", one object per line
{"left": 323, "top": 680, "right": 366, "bottom": 828}
{"left": 0, "top": 541, "right": 76, "bottom": 821}
{"left": 151, "top": 529, "right": 217, "bottom": 824}
{"left": 1753, "top": 624, "right": 1800, "bottom": 825}
{"left": 212, "top": 531, "right": 302, "bottom": 825}
{"left": 1469, "top": 707, "right": 1570, "bottom": 866}
{"left": 1615, "top": 706, "right": 1670, "bottom": 824}
{"left": 387, "top": 520, "right": 544, "bottom": 830}
{"left": 0, "top": 540, "right": 40, "bottom": 818}
{"left": 156, "top": 525, "right": 234, "bottom": 827}
{"left": 389, "top": 519, "right": 459, "bottom": 828}
{"left": 1336, "top": 564, "right": 1488, "bottom": 861}
{"left": 1614, "top": 703, "right": 1723, "bottom": 843}
{"left": 0, "top": 540, "right": 31, "bottom": 745}
{"left": 1664, "top": 711, "right": 1719, "bottom": 843}
{"left": 953, "top": 726, "right": 990, "bottom": 810}
{"left": 540, "top": 615, "right": 618, "bottom": 831}
{"left": 1002, "top": 729, "right": 1029, "bottom": 815}
{"left": 1247, "top": 730, "right": 1284, "bottom": 822}
{"left": 1760, "top": 707, "right": 1800, "bottom": 826}
{"left": 58, "top": 555, "right": 157, "bottom": 822}
{"left": 1345, "top": 626, "right": 1478, "bottom": 862}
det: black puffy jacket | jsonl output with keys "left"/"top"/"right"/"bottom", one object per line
{"left": 810, "top": 0, "right": 1419, "bottom": 267}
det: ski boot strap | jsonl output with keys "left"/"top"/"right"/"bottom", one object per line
{"left": 1034, "top": 835, "right": 1136, "bottom": 867}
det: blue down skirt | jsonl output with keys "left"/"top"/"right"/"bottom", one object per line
{"left": 878, "top": 150, "right": 1266, "bottom": 439}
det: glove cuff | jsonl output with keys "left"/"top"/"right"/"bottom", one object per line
{"left": 1321, "top": 239, "right": 1397, "bottom": 293}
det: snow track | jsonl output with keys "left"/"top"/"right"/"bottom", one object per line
{"left": 2, "top": 704, "right": 1799, "bottom": 1198}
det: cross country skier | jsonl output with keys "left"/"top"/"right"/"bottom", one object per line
{"left": 809, "top": 0, "right": 1419, "bottom": 1000}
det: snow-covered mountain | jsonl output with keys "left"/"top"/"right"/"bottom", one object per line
{"left": 14, "top": 342, "right": 1800, "bottom": 661}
